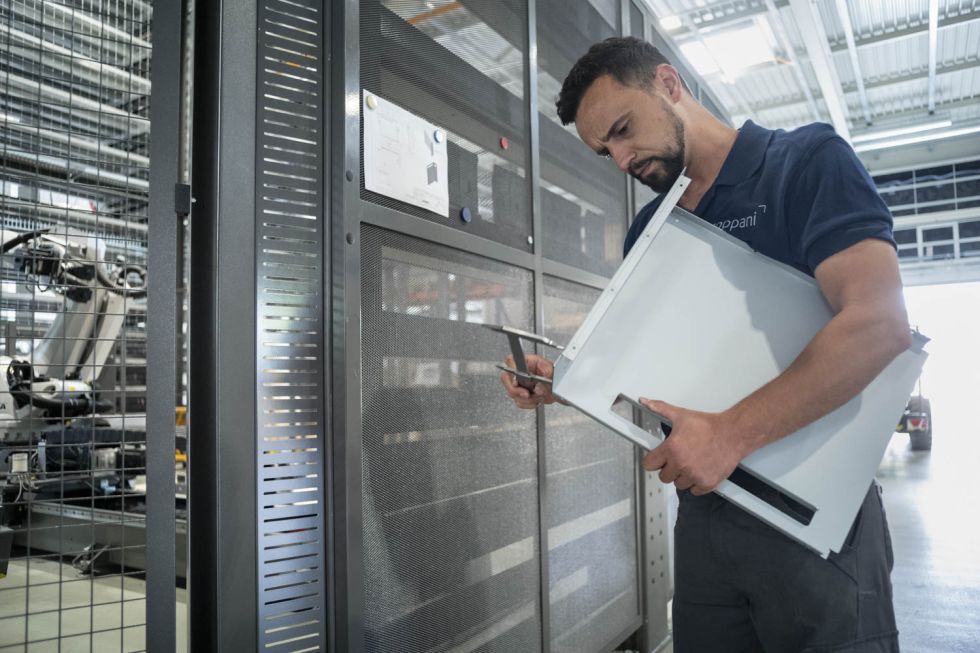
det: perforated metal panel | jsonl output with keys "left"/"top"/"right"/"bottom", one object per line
{"left": 359, "top": 225, "right": 541, "bottom": 652}
{"left": 360, "top": 0, "right": 532, "bottom": 251}
{"left": 255, "top": 0, "right": 327, "bottom": 649}
{"left": 536, "top": 0, "right": 625, "bottom": 278}
{"left": 542, "top": 276, "right": 639, "bottom": 653}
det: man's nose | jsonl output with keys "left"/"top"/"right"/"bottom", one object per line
{"left": 610, "top": 145, "right": 634, "bottom": 173}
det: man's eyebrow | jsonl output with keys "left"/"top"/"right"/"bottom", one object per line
{"left": 595, "top": 113, "right": 629, "bottom": 157}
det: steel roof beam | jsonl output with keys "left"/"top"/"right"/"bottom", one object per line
{"left": 833, "top": 0, "right": 873, "bottom": 125}
{"left": 764, "top": 0, "right": 821, "bottom": 122}
{"left": 787, "top": 0, "right": 850, "bottom": 139}
{"left": 746, "top": 57, "right": 980, "bottom": 113}
{"left": 666, "top": 0, "right": 790, "bottom": 36}
{"left": 857, "top": 95, "right": 980, "bottom": 125}
{"left": 927, "top": 0, "right": 939, "bottom": 114}
{"left": 828, "top": 10, "right": 980, "bottom": 53}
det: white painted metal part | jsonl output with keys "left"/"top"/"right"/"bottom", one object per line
{"left": 552, "top": 175, "right": 928, "bottom": 557}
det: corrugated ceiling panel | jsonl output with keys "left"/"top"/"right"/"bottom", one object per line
{"left": 939, "top": 20, "right": 980, "bottom": 65}
{"left": 846, "top": 0, "right": 930, "bottom": 41}
{"left": 833, "top": 49, "right": 857, "bottom": 86}
{"left": 938, "top": 66, "right": 980, "bottom": 102}
{"left": 816, "top": 0, "right": 846, "bottom": 42}
{"left": 948, "top": 99, "right": 980, "bottom": 123}
{"left": 857, "top": 78, "right": 930, "bottom": 116}
{"left": 752, "top": 101, "right": 819, "bottom": 130}
{"left": 738, "top": 64, "right": 809, "bottom": 106}
{"left": 857, "top": 33, "right": 928, "bottom": 82}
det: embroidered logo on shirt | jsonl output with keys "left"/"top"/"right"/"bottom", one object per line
{"left": 715, "top": 204, "right": 767, "bottom": 233}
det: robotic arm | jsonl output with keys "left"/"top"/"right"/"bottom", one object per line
{"left": 1, "top": 228, "right": 146, "bottom": 428}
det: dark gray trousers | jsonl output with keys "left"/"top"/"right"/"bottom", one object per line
{"left": 673, "top": 482, "right": 899, "bottom": 652}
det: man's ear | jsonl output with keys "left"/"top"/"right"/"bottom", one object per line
{"left": 656, "top": 64, "right": 684, "bottom": 103}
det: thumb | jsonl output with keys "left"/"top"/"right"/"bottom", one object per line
{"left": 642, "top": 442, "right": 668, "bottom": 472}
{"left": 638, "top": 398, "right": 680, "bottom": 425}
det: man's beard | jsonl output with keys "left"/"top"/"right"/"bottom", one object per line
{"left": 632, "top": 105, "right": 686, "bottom": 194}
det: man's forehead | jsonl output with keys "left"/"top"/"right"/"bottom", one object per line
{"left": 576, "top": 77, "right": 641, "bottom": 142}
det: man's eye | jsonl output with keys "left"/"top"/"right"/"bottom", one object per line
{"left": 618, "top": 123, "right": 629, "bottom": 136}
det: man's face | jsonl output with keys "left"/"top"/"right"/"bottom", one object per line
{"left": 574, "top": 74, "right": 685, "bottom": 193}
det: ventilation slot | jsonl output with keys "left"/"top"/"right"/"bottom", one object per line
{"left": 256, "top": 0, "right": 326, "bottom": 650}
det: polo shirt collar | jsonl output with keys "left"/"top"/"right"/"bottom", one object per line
{"left": 713, "top": 119, "right": 774, "bottom": 187}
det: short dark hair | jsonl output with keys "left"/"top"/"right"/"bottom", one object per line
{"left": 556, "top": 37, "right": 687, "bottom": 125}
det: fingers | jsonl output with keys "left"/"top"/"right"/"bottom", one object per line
{"left": 499, "top": 353, "right": 559, "bottom": 412}
{"left": 527, "top": 355, "right": 554, "bottom": 378}
{"left": 499, "top": 355, "right": 531, "bottom": 400}
{"left": 674, "top": 475, "right": 695, "bottom": 491}
{"left": 642, "top": 443, "right": 669, "bottom": 472}
{"left": 499, "top": 369, "right": 530, "bottom": 399}
{"left": 638, "top": 398, "right": 681, "bottom": 424}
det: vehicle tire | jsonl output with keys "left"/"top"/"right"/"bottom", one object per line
{"left": 908, "top": 397, "right": 932, "bottom": 451}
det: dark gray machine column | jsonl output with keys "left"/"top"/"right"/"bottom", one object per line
{"left": 189, "top": 0, "right": 330, "bottom": 650}
{"left": 147, "top": 0, "right": 182, "bottom": 650}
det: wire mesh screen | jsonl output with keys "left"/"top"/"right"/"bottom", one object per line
{"left": 360, "top": 0, "right": 532, "bottom": 251}
{"left": 537, "top": 0, "right": 625, "bottom": 278}
{"left": 0, "top": 0, "right": 152, "bottom": 650}
{"left": 359, "top": 224, "right": 541, "bottom": 652}
{"left": 542, "top": 275, "right": 638, "bottom": 653}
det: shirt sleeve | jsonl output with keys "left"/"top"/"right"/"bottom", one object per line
{"left": 786, "top": 135, "right": 896, "bottom": 272}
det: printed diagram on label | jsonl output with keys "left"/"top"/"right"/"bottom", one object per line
{"left": 363, "top": 91, "right": 449, "bottom": 217}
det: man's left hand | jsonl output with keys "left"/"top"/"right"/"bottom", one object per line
{"left": 639, "top": 398, "right": 746, "bottom": 496}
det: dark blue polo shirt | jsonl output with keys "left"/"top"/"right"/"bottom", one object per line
{"left": 624, "top": 120, "right": 895, "bottom": 275}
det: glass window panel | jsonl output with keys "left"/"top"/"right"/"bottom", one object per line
{"left": 960, "top": 241, "right": 980, "bottom": 257}
{"left": 873, "top": 171, "right": 914, "bottom": 188}
{"left": 956, "top": 178, "right": 980, "bottom": 203}
{"left": 915, "top": 182, "right": 955, "bottom": 204}
{"left": 360, "top": 225, "right": 541, "bottom": 653}
{"left": 878, "top": 187, "right": 914, "bottom": 207}
{"left": 537, "top": 0, "right": 625, "bottom": 277}
{"left": 914, "top": 165, "right": 954, "bottom": 183}
{"left": 893, "top": 228, "right": 916, "bottom": 245}
{"left": 361, "top": 0, "right": 531, "bottom": 250}
{"left": 922, "top": 226, "right": 953, "bottom": 242}
{"left": 954, "top": 159, "right": 980, "bottom": 178}
{"left": 923, "top": 243, "right": 954, "bottom": 260}
{"left": 959, "top": 220, "right": 980, "bottom": 239}
{"left": 916, "top": 201, "right": 957, "bottom": 215}
{"left": 542, "top": 276, "right": 638, "bottom": 653}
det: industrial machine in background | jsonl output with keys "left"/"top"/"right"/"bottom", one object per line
{"left": 0, "top": 228, "right": 148, "bottom": 574}
{"left": 897, "top": 380, "right": 933, "bottom": 452}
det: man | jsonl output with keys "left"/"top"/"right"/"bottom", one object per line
{"left": 500, "top": 37, "right": 908, "bottom": 652}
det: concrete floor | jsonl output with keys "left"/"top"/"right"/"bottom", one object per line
{"left": 879, "top": 431, "right": 980, "bottom": 652}
{"left": 0, "top": 558, "right": 187, "bottom": 653}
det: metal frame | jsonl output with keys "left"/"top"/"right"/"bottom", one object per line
{"left": 525, "top": 1, "right": 552, "bottom": 647}
{"left": 327, "top": 1, "right": 662, "bottom": 651}
{"left": 188, "top": 0, "right": 259, "bottom": 649}
{"left": 329, "top": 0, "right": 363, "bottom": 649}
{"left": 146, "top": 0, "right": 182, "bottom": 650}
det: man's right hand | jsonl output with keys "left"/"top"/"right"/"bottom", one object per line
{"left": 499, "top": 354, "right": 558, "bottom": 410}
